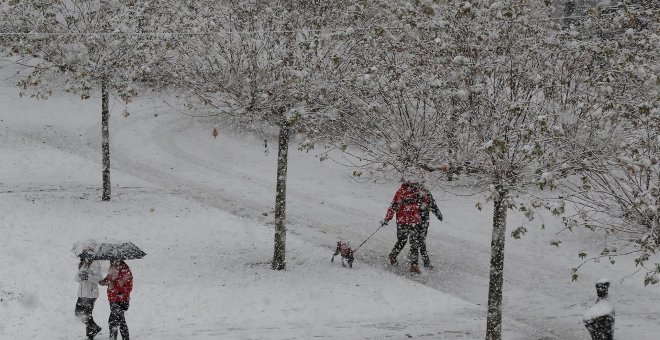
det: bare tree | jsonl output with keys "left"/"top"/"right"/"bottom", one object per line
{"left": 169, "top": 0, "right": 366, "bottom": 270}
{"left": 548, "top": 0, "right": 660, "bottom": 285}
{"left": 329, "top": 2, "right": 595, "bottom": 339}
{"left": 2, "top": 0, "right": 170, "bottom": 200}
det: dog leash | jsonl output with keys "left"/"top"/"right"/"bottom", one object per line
{"left": 352, "top": 224, "right": 386, "bottom": 253}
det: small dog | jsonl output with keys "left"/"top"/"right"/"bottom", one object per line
{"left": 331, "top": 241, "right": 354, "bottom": 268}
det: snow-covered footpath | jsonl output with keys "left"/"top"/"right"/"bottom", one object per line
{"left": 0, "top": 138, "right": 488, "bottom": 340}
{"left": 1, "top": 63, "right": 658, "bottom": 339}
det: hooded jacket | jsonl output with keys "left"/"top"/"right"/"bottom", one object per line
{"left": 75, "top": 260, "right": 103, "bottom": 298}
{"left": 384, "top": 182, "right": 422, "bottom": 225}
{"left": 99, "top": 261, "right": 133, "bottom": 303}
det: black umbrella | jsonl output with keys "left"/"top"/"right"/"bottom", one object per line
{"left": 78, "top": 242, "right": 146, "bottom": 260}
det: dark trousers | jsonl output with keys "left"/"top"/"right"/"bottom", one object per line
{"left": 109, "top": 300, "right": 130, "bottom": 340}
{"left": 390, "top": 223, "right": 422, "bottom": 265}
{"left": 419, "top": 221, "right": 431, "bottom": 266}
{"left": 585, "top": 315, "right": 614, "bottom": 340}
{"left": 75, "top": 297, "right": 99, "bottom": 337}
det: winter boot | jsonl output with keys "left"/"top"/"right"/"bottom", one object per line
{"left": 87, "top": 325, "right": 101, "bottom": 340}
{"left": 389, "top": 254, "right": 398, "bottom": 266}
{"left": 410, "top": 263, "right": 420, "bottom": 273}
{"left": 423, "top": 261, "right": 434, "bottom": 269}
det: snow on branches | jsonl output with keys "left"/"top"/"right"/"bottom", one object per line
{"left": 2, "top": 0, "right": 171, "bottom": 101}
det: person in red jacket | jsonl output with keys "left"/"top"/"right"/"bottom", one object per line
{"left": 382, "top": 180, "right": 423, "bottom": 273}
{"left": 99, "top": 260, "right": 133, "bottom": 340}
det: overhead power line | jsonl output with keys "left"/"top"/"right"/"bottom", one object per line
{"left": 0, "top": 8, "right": 656, "bottom": 37}
{"left": 0, "top": 26, "right": 390, "bottom": 36}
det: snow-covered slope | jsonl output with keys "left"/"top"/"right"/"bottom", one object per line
{"left": 1, "top": 62, "right": 658, "bottom": 339}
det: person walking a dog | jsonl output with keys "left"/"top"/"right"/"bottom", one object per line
{"left": 382, "top": 178, "right": 424, "bottom": 273}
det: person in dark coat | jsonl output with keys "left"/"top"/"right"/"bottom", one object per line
{"left": 382, "top": 180, "right": 423, "bottom": 273}
{"left": 99, "top": 260, "right": 133, "bottom": 340}
{"left": 584, "top": 279, "right": 615, "bottom": 340}
{"left": 418, "top": 185, "right": 443, "bottom": 269}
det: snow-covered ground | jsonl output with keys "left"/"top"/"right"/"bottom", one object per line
{"left": 1, "top": 62, "right": 658, "bottom": 339}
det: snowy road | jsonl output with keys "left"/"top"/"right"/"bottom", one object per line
{"left": 105, "top": 107, "right": 658, "bottom": 340}
{"left": 2, "top": 68, "right": 659, "bottom": 339}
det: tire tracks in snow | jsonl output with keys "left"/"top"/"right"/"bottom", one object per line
{"left": 8, "top": 105, "right": 659, "bottom": 339}
{"left": 105, "top": 112, "right": 569, "bottom": 339}
{"left": 112, "top": 112, "right": 660, "bottom": 340}
{"left": 1, "top": 111, "right": 582, "bottom": 339}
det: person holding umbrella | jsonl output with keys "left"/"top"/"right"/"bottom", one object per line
{"left": 75, "top": 240, "right": 145, "bottom": 340}
{"left": 75, "top": 257, "right": 103, "bottom": 339}
{"left": 99, "top": 260, "right": 133, "bottom": 340}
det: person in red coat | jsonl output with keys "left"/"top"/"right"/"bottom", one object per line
{"left": 99, "top": 260, "right": 133, "bottom": 340}
{"left": 382, "top": 180, "right": 423, "bottom": 273}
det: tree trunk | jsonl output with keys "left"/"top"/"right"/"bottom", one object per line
{"left": 655, "top": 176, "right": 660, "bottom": 245}
{"left": 485, "top": 187, "right": 508, "bottom": 340}
{"left": 272, "top": 120, "right": 290, "bottom": 270}
{"left": 563, "top": 1, "right": 576, "bottom": 28}
{"left": 444, "top": 97, "right": 461, "bottom": 181}
{"left": 249, "top": 48, "right": 258, "bottom": 110}
{"left": 101, "top": 76, "right": 111, "bottom": 201}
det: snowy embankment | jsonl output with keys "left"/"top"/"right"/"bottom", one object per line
{"left": 1, "top": 62, "right": 659, "bottom": 339}
{"left": 0, "top": 136, "right": 488, "bottom": 339}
